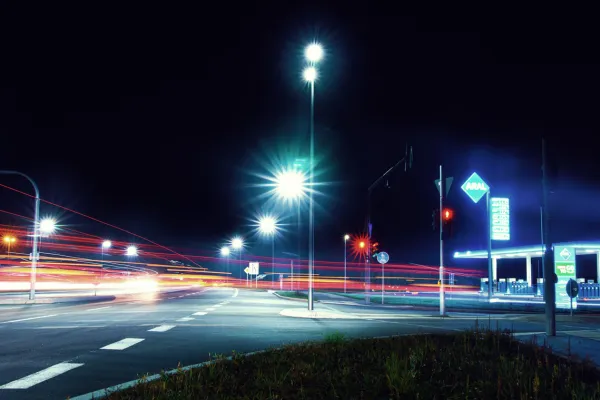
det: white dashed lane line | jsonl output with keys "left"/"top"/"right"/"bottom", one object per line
{"left": 86, "top": 306, "right": 111, "bottom": 311}
{"left": 101, "top": 338, "right": 145, "bottom": 351}
{"left": 1, "top": 314, "right": 59, "bottom": 324}
{"left": 148, "top": 325, "right": 176, "bottom": 332}
{"left": 0, "top": 362, "right": 84, "bottom": 389}
{"left": 176, "top": 317, "right": 194, "bottom": 322}
{"left": 205, "top": 308, "right": 216, "bottom": 311}
{"left": 193, "top": 312, "right": 207, "bottom": 316}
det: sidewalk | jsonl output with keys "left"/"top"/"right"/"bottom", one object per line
{"left": 515, "top": 331, "right": 600, "bottom": 367}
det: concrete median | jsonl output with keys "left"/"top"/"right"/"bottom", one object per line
{"left": 0, "top": 295, "right": 116, "bottom": 305}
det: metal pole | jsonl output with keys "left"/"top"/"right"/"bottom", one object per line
{"left": 540, "top": 206, "right": 544, "bottom": 279}
{"left": 271, "top": 236, "right": 275, "bottom": 289}
{"left": 438, "top": 168, "right": 444, "bottom": 307}
{"left": 0, "top": 171, "right": 40, "bottom": 301}
{"left": 381, "top": 262, "right": 385, "bottom": 304}
{"left": 487, "top": 191, "right": 493, "bottom": 299}
{"left": 542, "top": 138, "right": 556, "bottom": 336}
{"left": 366, "top": 192, "right": 371, "bottom": 305}
{"left": 290, "top": 260, "right": 294, "bottom": 291}
{"left": 308, "top": 79, "right": 315, "bottom": 311}
{"left": 344, "top": 240, "right": 347, "bottom": 293}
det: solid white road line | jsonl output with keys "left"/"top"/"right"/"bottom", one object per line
{"left": 205, "top": 308, "right": 216, "bottom": 311}
{"left": 0, "top": 362, "right": 84, "bottom": 389}
{"left": 86, "top": 306, "right": 111, "bottom": 311}
{"left": 148, "top": 325, "right": 176, "bottom": 332}
{"left": 1, "top": 314, "right": 59, "bottom": 324}
{"left": 233, "top": 289, "right": 239, "bottom": 297}
{"left": 192, "top": 312, "right": 207, "bottom": 316}
{"left": 101, "top": 338, "right": 145, "bottom": 350}
{"left": 176, "top": 317, "right": 194, "bottom": 322}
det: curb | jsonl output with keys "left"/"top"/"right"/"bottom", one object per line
{"left": 69, "top": 350, "right": 269, "bottom": 400}
{"left": 273, "top": 292, "right": 315, "bottom": 303}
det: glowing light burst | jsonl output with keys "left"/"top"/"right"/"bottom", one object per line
{"left": 257, "top": 215, "right": 278, "bottom": 236}
{"left": 126, "top": 245, "right": 138, "bottom": 256}
{"left": 220, "top": 246, "right": 230, "bottom": 257}
{"left": 231, "top": 237, "right": 244, "bottom": 250}
{"left": 350, "top": 234, "right": 370, "bottom": 260}
{"left": 40, "top": 218, "right": 57, "bottom": 235}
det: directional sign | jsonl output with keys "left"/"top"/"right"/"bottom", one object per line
{"left": 567, "top": 279, "right": 579, "bottom": 299}
{"left": 491, "top": 197, "right": 510, "bottom": 241}
{"left": 245, "top": 262, "right": 259, "bottom": 275}
{"left": 434, "top": 177, "right": 454, "bottom": 197}
{"left": 376, "top": 251, "right": 389, "bottom": 264}
{"left": 460, "top": 172, "right": 489, "bottom": 204}
{"left": 554, "top": 245, "right": 577, "bottom": 309}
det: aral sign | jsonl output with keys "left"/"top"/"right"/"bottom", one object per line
{"left": 554, "top": 245, "right": 577, "bottom": 309}
{"left": 460, "top": 172, "right": 489, "bottom": 204}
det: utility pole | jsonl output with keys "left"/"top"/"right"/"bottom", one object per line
{"left": 542, "top": 138, "right": 556, "bottom": 336}
{"left": 439, "top": 165, "right": 446, "bottom": 316}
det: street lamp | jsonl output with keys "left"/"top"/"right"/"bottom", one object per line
{"left": 98, "top": 240, "right": 112, "bottom": 295}
{"left": 40, "top": 218, "right": 56, "bottom": 236}
{"left": 220, "top": 246, "right": 231, "bottom": 285}
{"left": 3, "top": 236, "right": 16, "bottom": 258}
{"left": 0, "top": 170, "right": 41, "bottom": 301}
{"left": 231, "top": 237, "right": 244, "bottom": 285}
{"left": 274, "top": 169, "right": 307, "bottom": 202}
{"left": 126, "top": 245, "right": 138, "bottom": 256}
{"left": 258, "top": 215, "right": 279, "bottom": 287}
{"left": 303, "top": 42, "right": 323, "bottom": 312}
{"left": 344, "top": 234, "right": 350, "bottom": 293}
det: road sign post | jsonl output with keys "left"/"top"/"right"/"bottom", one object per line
{"left": 460, "top": 172, "right": 492, "bottom": 299}
{"left": 567, "top": 278, "right": 579, "bottom": 317}
{"left": 376, "top": 251, "right": 389, "bottom": 304}
{"left": 434, "top": 167, "right": 453, "bottom": 317}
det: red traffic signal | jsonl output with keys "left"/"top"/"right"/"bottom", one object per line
{"left": 443, "top": 208, "right": 453, "bottom": 222}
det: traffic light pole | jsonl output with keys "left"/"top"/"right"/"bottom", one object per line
{"left": 486, "top": 191, "right": 493, "bottom": 299}
{"left": 366, "top": 146, "right": 412, "bottom": 305}
{"left": 439, "top": 165, "right": 446, "bottom": 316}
{"left": 541, "top": 138, "right": 556, "bottom": 336}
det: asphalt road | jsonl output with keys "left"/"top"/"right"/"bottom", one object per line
{"left": 1, "top": 287, "right": 600, "bottom": 399}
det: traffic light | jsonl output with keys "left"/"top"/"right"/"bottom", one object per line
{"left": 371, "top": 241, "right": 379, "bottom": 259}
{"left": 442, "top": 208, "right": 453, "bottom": 223}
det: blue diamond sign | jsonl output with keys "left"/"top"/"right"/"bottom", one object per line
{"left": 461, "top": 172, "right": 489, "bottom": 203}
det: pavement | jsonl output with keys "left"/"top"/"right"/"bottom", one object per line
{"left": 1, "top": 288, "right": 600, "bottom": 399}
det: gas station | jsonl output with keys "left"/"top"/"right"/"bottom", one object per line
{"left": 453, "top": 242, "right": 600, "bottom": 299}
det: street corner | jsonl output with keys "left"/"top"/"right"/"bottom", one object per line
{"left": 279, "top": 308, "right": 360, "bottom": 319}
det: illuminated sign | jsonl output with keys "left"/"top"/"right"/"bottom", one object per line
{"left": 491, "top": 197, "right": 510, "bottom": 241}
{"left": 460, "top": 172, "right": 489, "bottom": 203}
{"left": 554, "top": 245, "right": 577, "bottom": 309}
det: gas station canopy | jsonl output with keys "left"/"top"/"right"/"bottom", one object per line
{"left": 454, "top": 242, "right": 600, "bottom": 260}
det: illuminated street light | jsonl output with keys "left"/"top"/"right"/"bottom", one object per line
{"left": 231, "top": 237, "right": 243, "bottom": 250}
{"left": 359, "top": 241, "right": 366, "bottom": 249}
{"left": 258, "top": 215, "right": 279, "bottom": 286}
{"left": 40, "top": 218, "right": 56, "bottom": 235}
{"left": 102, "top": 240, "right": 112, "bottom": 249}
{"left": 275, "top": 169, "right": 307, "bottom": 201}
{"left": 305, "top": 43, "right": 324, "bottom": 63}
{"left": 126, "top": 245, "right": 138, "bottom": 256}
{"left": 3, "top": 236, "right": 16, "bottom": 258}
{"left": 220, "top": 246, "right": 230, "bottom": 257}
{"left": 303, "top": 66, "right": 317, "bottom": 83}
{"left": 302, "top": 41, "right": 325, "bottom": 311}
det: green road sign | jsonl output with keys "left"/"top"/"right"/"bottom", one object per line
{"left": 554, "top": 245, "right": 577, "bottom": 310}
{"left": 460, "top": 172, "right": 489, "bottom": 203}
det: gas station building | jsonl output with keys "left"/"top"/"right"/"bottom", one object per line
{"left": 453, "top": 242, "right": 600, "bottom": 296}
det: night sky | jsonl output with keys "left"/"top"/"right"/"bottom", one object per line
{"left": 1, "top": 8, "right": 599, "bottom": 276}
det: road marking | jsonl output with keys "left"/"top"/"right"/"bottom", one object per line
{"left": 205, "top": 308, "right": 216, "bottom": 311}
{"left": 176, "top": 317, "right": 194, "bottom": 322}
{"left": 213, "top": 304, "right": 222, "bottom": 307}
{"left": 0, "top": 362, "right": 84, "bottom": 389}
{"left": 220, "top": 302, "right": 229, "bottom": 305}
{"left": 101, "top": 338, "right": 145, "bottom": 350}
{"left": 148, "top": 325, "right": 176, "bottom": 332}
{"left": 233, "top": 289, "right": 239, "bottom": 298}
{"left": 87, "top": 306, "right": 111, "bottom": 311}
{"left": 193, "top": 312, "right": 207, "bottom": 316}
{"left": 1, "top": 314, "right": 58, "bottom": 324}
{"left": 35, "top": 325, "right": 107, "bottom": 329}
{"left": 513, "top": 332, "right": 545, "bottom": 336}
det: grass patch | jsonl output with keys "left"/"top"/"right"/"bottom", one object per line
{"left": 276, "top": 291, "right": 309, "bottom": 300}
{"left": 102, "top": 328, "right": 600, "bottom": 399}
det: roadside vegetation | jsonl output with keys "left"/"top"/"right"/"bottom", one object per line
{"left": 102, "top": 327, "right": 600, "bottom": 399}
{"left": 275, "top": 291, "right": 309, "bottom": 300}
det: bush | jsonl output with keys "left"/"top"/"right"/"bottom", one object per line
{"left": 103, "top": 329, "right": 600, "bottom": 399}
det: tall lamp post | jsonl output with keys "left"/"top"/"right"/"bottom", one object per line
{"left": 98, "top": 240, "right": 111, "bottom": 296}
{"left": 231, "top": 237, "right": 244, "bottom": 285}
{"left": 258, "top": 215, "right": 278, "bottom": 288}
{"left": 0, "top": 171, "right": 41, "bottom": 300}
{"left": 343, "top": 234, "right": 350, "bottom": 293}
{"left": 220, "top": 246, "right": 230, "bottom": 285}
{"left": 303, "top": 42, "right": 323, "bottom": 311}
